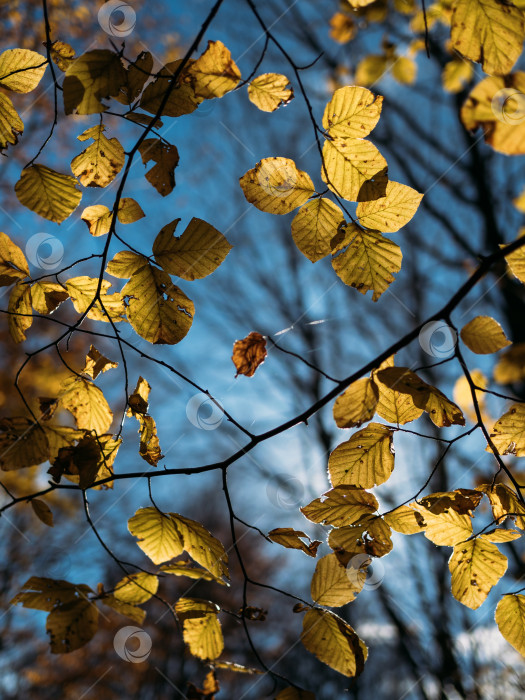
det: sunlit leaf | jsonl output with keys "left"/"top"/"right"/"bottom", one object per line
{"left": 81, "top": 205, "right": 112, "bottom": 237}
{"left": 495, "top": 594, "right": 525, "bottom": 656}
{"left": 117, "top": 197, "right": 145, "bottom": 224}
{"left": 0, "top": 417, "right": 49, "bottom": 470}
{"left": 128, "top": 506, "right": 183, "bottom": 565}
{"left": 301, "top": 486, "right": 378, "bottom": 527}
{"left": 0, "top": 93, "right": 23, "bottom": 151}
{"left": 328, "top": 423, "right": 394, "bottom": 488}
{"left": 268, "top": 528, "right": 321, "bottom": 557}
{"left": 333, "top": 377, "right": 379, "bottom": 429}
{"left": 442, "top": 59, "right": 473, "bottom": 93}
{"left": 478, "top": 483, "right": 525, "bottom": 530}
{"left": 356, "top": 181, "right": 423, "bottom": 232}
{"left": 140, "top": 59, "right": 201, "bottom": 117}
{"left": 0, "top": 232, "right": 29, "bottom": 285}
{"left": 301, "top": 609, "right": 367, "bottom": 677}
{"left": 323, "top": 86, "right": 383, "bottom": 139}
{"left": 186, "top": 40, "right": 240, "bottom": 99}
{"left": 453, "top": 370, "right": 488, "bottom": 423}
{"left": 490, "top": 404, "right": 525, "bottom": 456}
{"left": 413, "top": 503, "right": 472, "bottom": 546}
{"left": 71, "top": 125, "right": 125, "bottom": 188}
{"left": 58, "top": 376, "right": 113, "bottom": 434}
{"left": 0, "top": 48, "right": 46, "bottom": 92}
{"left": 138, "top": 138, "right": 179, "bottom": 197}
{"left": 311, "top": 552, "right": 365, "bottom": 607}
{"left": 63, "top": 49, "right": 126, "bottom": 114}
{"left": 170, "top": 513, "right": 229, "bottom": 580}
{"left": 175, "top": 598, "right": 223, "bottom": 660}
{"left": 383, "top": 506, "right": 426, "bottom": 534}
{"left": 66, "top": 276, "right": 125, "bottom": 322}
{"left": 329, "top": 12, "right": 356, "bottom": 43}
{"left": 113, "top": 572, "right": 159, "bottom": 605}
{"left": 322, "top": 138, "right": 387, "bottom": 202}
{"left": 460, "top": 316, "right": 511, "bottom": 354}
{"left": 248, "top": 73, "right": 294, "bottom": 112}
{"left": 240, "top": 157, "right": 315, "bottom": 215}
{"left": 82, "top": 345, "right": 118, "bottom": 380}
{"left": 15, "top": 165, "right": 82, "bottom": 223}
{"left": 8, "top": 281, "right": 32, "bottom": 342}
{"left": 291, "top": 198, "right": 344, "bottom": 262}
{"left": 449, "top": 538, "right": 507, "bottom": 609}
{"left": 30, "top": 282, "right": 68, "bottom": 314}
{"left": 373, "top": 356, "right": 424, "bottom": 425}
{"left": 47, "top": 599, "right": 99, "bottom": 653}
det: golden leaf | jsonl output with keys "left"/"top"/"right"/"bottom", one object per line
{"left": 186, "top": 40, "right": 241, "bottom": 99}
{"left": 490, "top": 403, "right": 525, "bottom": 456}
{"left": 301, "top": 486, "right": 378, "bottom": 527}
{"left": 449, "top": 538, "right": 507, "bottom": 609}
{"left": 63, "top": 49, "right": 126, "bottom": 114}
{"left": 248, "top": 73, "right": 294, "bottom": 112}
{"left": 82, "top": 345, "right": 118, "bottom": 380}
{"left": 66, "top": 276, "right": 125, "bottom": 322}
{"left": 356, "top": 181, "right": 423, "bottom": 232}
{"left": 322, "top": 138, "right": 387, "bottom": 202}
{"left": 0, "top": 48, "right": 46, "bottom": 92}
{"left": 0, "top": 93, "right": 23, "bottom": 151}
{"left": 57, "top": 376, "right": 113, "bottom": 434}
{"left": 333, "top": 377, "right": 379, "bottom": 429}
{"left": 311, "top": 552, "right": 365, "bottom": 607}
{"left": 301, "top": 609, "right": 367, "bottom": 677}
{"left": 15, "top": 165, "right": 81, "bottom": 223}
{"left": 0, "top": 232, "right": 29, "bottom": 285}
{"left": 128, "top": 506, "right": 184, "bottom": 564}
{"left": 291, "top": 198, "right": 344, "bottom": 262}
{"left": 81, "top": 205, "right": 112, "bottom": 237}
{"left": 240, "top": 157, "right": 315, "bottom": 215}
{"left": 71, "top": 125, "right": 125, "bottom": 188}
{"left": 323, "top": 86, "right": 383, "bottom": 139}
{"left": 495, "top": 594, "right": 525, "bottom": 656}
{"left": 232, "top": 331, "right": 267, "bottom": 377}
{"left": 329, "top": 422, "right": 394, "bottom": 488}
{"left": 460, "top": 315, "right": 511, "bottom": 354}
{"left": 175, "top": 598, "right": 224, "bottom": 660}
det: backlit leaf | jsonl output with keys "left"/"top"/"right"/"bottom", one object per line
{"left": 175, "top": 598, "right": 223, "bottom": 660}
{"left": 442, "top": 59, "right": 473, "bottom": 93}
{"left": 140, "top": 59, "right": 201, "bottom": 117}
{"left": 138, "top": 139, "right": 179, "bottom": 196}
{"left": 117, "top": 198, "right": 145, "bottom": 224}
{"left": 413, "top": 503, "right": 472, "bottom": 546}
{"left": 356, "top": 181, "right": 423, "bottom": 232}
{"left": 321, "top": 138, "right": 387, "bottom": 202}
{"left": 232, "top": 331, "right": 267, "bottom": 377}
{"left": 478, "top": 483, "right": 525, "bottom": 530}
{"left": 186, "top": 40, "right": 240, "bottom": 98}
{"left": 0, "top": 93, "right": 23, "bottom": 151}
{"left": 291, "top": 198, "right": 344, "bottom": 262}
{"left": 373, "top": 356, "right": 424, "bottom": 425}
{"left": 301, "top": 486, "right": 378, "bottom": 527}
{"left": 490, "top": 404, "right": 525, "bottom": 456}
{"left": 248, "top": 73, "right": 294, "bottom": 112}
{"left": 113, "top": 572, "right": 159, "bottom": 605}
{"left": 240, "top": 157, "right": 315, "bottom": 215}
{"left": 460, "top": 316, "right": 511, "bottom": 354}
{"left": 311, "top": 552, "right": 365, "bottom": 607}
{"left": 0, "top": 232, "right": 29, "bottom": 285}
{"left": 328, "top": 422, "right": 394, "bottom": 488}
{"left": 15, "top": 165, "right": 81, "bottom": 223}
{"left": 82, "top": 345, "right": 118, "bottom": 380}
{"left": 384, "top": 506, "right": 426, "bottom": 534}
{"left": 495, "top": 594, "right": 525, "bottom": 656}
{"left": 8, "top": 281, "right": 32, "bottom": 342}
{"left": 301, "top": 609, "right": 367, "bottom": 677}
{"left": 449, "top": 538, "right": 507, "bottom": 609}
{"left": 170, "top": 514, "right": 229, "bottom": 580}
{"left": 46, "top": 599, "right": 99, "bottom": 653}
{"left": 128, "top": 506, "right": 183, "bottom": 565}
{"left": 323, "top": 86, "right": 383, "bottom": 139}
{"left": 81, "top": 205, "right": 112, "bottom": 237}
{"left": 31, "top": 282, "right": 68, "bottom": 314}
{"left": 160, "top": 561, "right": 228, "bottom": 585}
{"left": 66, "top": 276, "right": 125, "bottom": 322}
{"left": 0, "top": 48, "right": 46, "bottom": 92}
{"left": 494, "top": 343, "right": 525, "bottom": 384}
{"left": 71, "top": 125, "right": 125, "bottom": 188}
{"left": 268, "top": 528, "right": 321, "bottom": 557}
{"left": 58, "top": 376, "right": 113, "bottom": 434}
{"left": 0, "top": 417, "right": 49, "bottom": 470}
{"left": 333, "top": 377, "right": 379, "bottom": 429}
{"left": 63, "top": 49, "right": 126, "bottom": 114}
{"left": 503, "top": 234, "right": 525, "bottom": 284}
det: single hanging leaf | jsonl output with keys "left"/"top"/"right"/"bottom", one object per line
{"left": 461, "top": 73, "right": 525, "bottom": 155}
{"left": 46, "top": 599, "right": 99, "bottom": 653}
{"left": 128, "top": 506, "right": 183, "bottom": 564}
{"left": 268, "top": 528, "right": 321, "bottom": 557}
{"left": 239, "top": 158, "right": 315, "bottom": 215}
{"left": 57, "top": 376, "right": 113, "bottom": 434}
{"left": 117, "top": 198, "right": 145, "bottom": 224}
{"left": 450, "top": 0, "right": 525, "bottom": 76}
{"left": 248, "top": 73, "right": 294, "bottom": 112}
{"left": 0, "top": 49, "right": 47, "bottom": 92}
{"left": 321, "top": 137, "right": 388, "bottom": 202}
{"left": 449, "top": 538, "right": 507, "bottom": 609}
{"left": 175, "top": 598, "right": 223, "bottom": 660}
{"left": 82, "top": 345, "right": 118, "bottom": 380}
{"left": 291, "top": 198, "right": 344, "bottom": 262}
{"left": 8, "top": 281, "right": 32, "bottom": 342}
{"left": 478, "top": 483, "right": 525, "bottom": 530}
{"left": 66, "top": 276, "right": 125, "bottom": 322}
{"left": 81, "top": 205, "right": 112, "bottom": 237}
{"left": 186, "top": 40, "right": 240, "bottom": 98}
{"left": 49, "top": 40, "right": 75, "bottom": 72}
{"left": 0, "top": 417, "right": 49, "bottom": 470}
{"left": 490, "top": 404, "right": 525, "bottom": 456}
{"left": 333, "top": 377, "right": 379, "bottom": 429}
{"left": 301, "top": 486, "right": 378, "bottom": 527}
{"left": 460, "top": 316, "right": 511, "bottom": 354}
{"left": 494, "top": 343, "right": 525, "bottom": 384}
{"left": 63, "top": 49, "right": 126, "bottom": 114}
{"left": 356, "top": 181, "right": 423, "bottom": 232}
{"left": 232, "top": 332, "right": 267, "bottom": 377}
{"left": 170, "top": 514, "right": 229, "bottom": 580}
{"left": 301, "top": 609, "right": 367, "bottom": 677}
{"left": 138, "top": 139, "right": 179, "bottom": 197}
{"left": 0, "top": 232, "right": 29, "bottom": 285}
{"left": 121, "top": 263, "right": 194, "bottom": 344}
{"left": 153, "top": 217, "right": 232, "bottom": 280}
{"left": 0, "top": 93, "right": 24, "bottom": 152}
{"left": 503, "top": 235, "right": 525, "bottom": 284}
{"left": 328, "top": 423, "right": 394, "bottom": 488}
{"left": 113, "top": 572, "right": 159, "bottom": 605}
{"left": 323, "top": 86, "right": 383, "bottom": 139}
{"left": 71, "top": 125, "right": 125, "bottom": 188}
{"left": 137, "top": 415, "right": 163, "bottom": 466}
{"left": 373, "top": 356, "right": 424, "bottom": 425}
{"left": 127, "top": 376, "right": 151, "bottom": 416}
{"left": 311, "top": 552, "right": 366, "bottom": 607}
{"left": 31, "top": 282, "right": 68, "bottom": 314}
{"left": 140, "top": 59, "right": 201, "bottom": 117}
{"left": 31, "top": 499, "right": 54, "bottom": 527}
{"left": 15, "top": 165, "right": 82, "bottom": 223}
{"left": 495, "top": 595, "right": 525, "bottom": 656}
{"left": 330, "top": 225, "right": 402, "bottom": 301}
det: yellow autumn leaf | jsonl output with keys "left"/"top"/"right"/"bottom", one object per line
{"left": 311, "top": 552, "right": 365, "bottom": 607}
{"left": 113, "top": 572, "right": 159, "bottom": 605}
{"left": 449, "top": 538, "right": 507, "bottom": 609}
{"left": 58, "top": 376, "right": 113, "bottom": 434}
{"left": 503, "top": 233, "right": 525, "bottom": 284}
{"left": 460, "top": 315, "right": 511, "bottom": 354}
{"left": 63, "top": 49, "right": 126, "bottom": 114}
{"left": 494, "top": 343, "right": 525, "bottom": 384}
{"left": 153, "top": 217, "right": 232, "bottom": 280}
{"left": 328, "top": 423, "right": 394, "bottom": 488}
{"left": 0, "top": 417, "right": 49, "bottom": 470}
{"left": 186, "top": 40, "right": 240, "bottom": 98}
{"left": 121, "top": 263, "right": 194, "bottom": 344}
{"left": 356, "top": 181, "right": 423, "bottom": 232}
{"left": 480, "top": 528, "right": 521, "bottom": 543}
{"left": 301, "top": 609, "right": 367, "bottom": 677}
{"left": 248, "top": 73, "right": 294, "bottom": 112}
{"left": 82, "top": 345, "right": 118, "bottom": 380}
{"left": 135, "top": 415, "right": 162, "bottom": 467}
{"left": 31, "top": 282, "right": 68, "bottom": 314}
{"left": 450, "top": 0, "right": 525, "bottom": 76}
{"left": 8, "top": 281, "right": 32, "bottom": 342}
{"left": 170, "top": 513, "right": 229, "bottom": 580}
{"left": 490, "top": 403, "right": 525, "bottom": 456}
{"left": 239, "top": 157, "right": 315, "bottom": 215}
{"left": 321, "top": 137, "right": 387, "bottom": 202}
{"left": 117, "top": 197, "right": 145, "bottom": 224}
{"left": 268, "top": 528, "right": 321, "bottom": 557}
{"left": 419, "top": 489, "right": 482, "bottom": 515}
{"left": 331, "top": 225, "right": 402, "bottom": 301}
{"left": 329, "top": 13, "right": 356, "bottom": 43}
{"left": 329, "top": 515, "right": 393, "bottom": 558}
{"left": 478, "top": 483, "right": 525, "bottom": 530}
{"left": 114, "top": 51, "right": 153, "bottom": 105}
{"left": 373, "top": 356, "right": 424, "bottom": 425}
{"left": 0, "top": 48, "right": 47, "bottom": 93}
{"left": 301, "top": 486, "right": 378, "bottom": 527}
{"left": 461, "top": 73, "right": 525, "bottom": 155}
{"left": 413, "top": 503, "right": 472, "bottom": 545}
{"left": 322, "top": 86, "right": 383, "bottom": 139}
{"left": 128, "top": 506, "right": 184, "bottom": 564}
{"left": 71, "top": 125, "right": 125, "bottom": 188}
{"left": 383, "top": 506, "right": 426, "bottom": 534}
{"left": 453, "top": 369, "right": 488, "bottom": 423}
{"left": 15, "top": 165, "right": 82, "bottom": 223}
{"left": 101, "top": 596, "right": 145, "bottom": 625}
{"left": 291, "top": 198, "right": 344, "bottom": 262}
{"left": 392, "top": 56, "right": 417, "bottom": 85}
{"left": 442, "top": 59, "right": 473, "bottom": 93}
{"left": 0, "top": 93, "right": 24, "bottom": 151}
{"left": 138, "top": 138, "right": 179, "bottom": 197}
{"left": 140, "top": 59, "right": 201, "bottom": 117}
{"left": 160, "top": 561, "right": 228, "bottom": 584}
{"left": 495, "top": 594, "right": 525, "bottom": 656}
{"left": 175, "top": 598, "right": 223, "bottom": 660}
{"left": 355, "top": 55, "right": 388, "bottom": 86}
{"left": 333, "top": 377, "right": 379, "bottom": 429}
{"left": 66, "top": 276, "right": 125, "bottom": 322}
{"left": 49, "top": 40, "right": 75, "bottom": 73}
{"left": 0, "top": 232, "right": 29, "bottom": 285}
{"left": 46, "top": 599, "right": 99, "bottom": 654}
{"left": 81, "top": 205, "right": 112, "bottom": 237}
